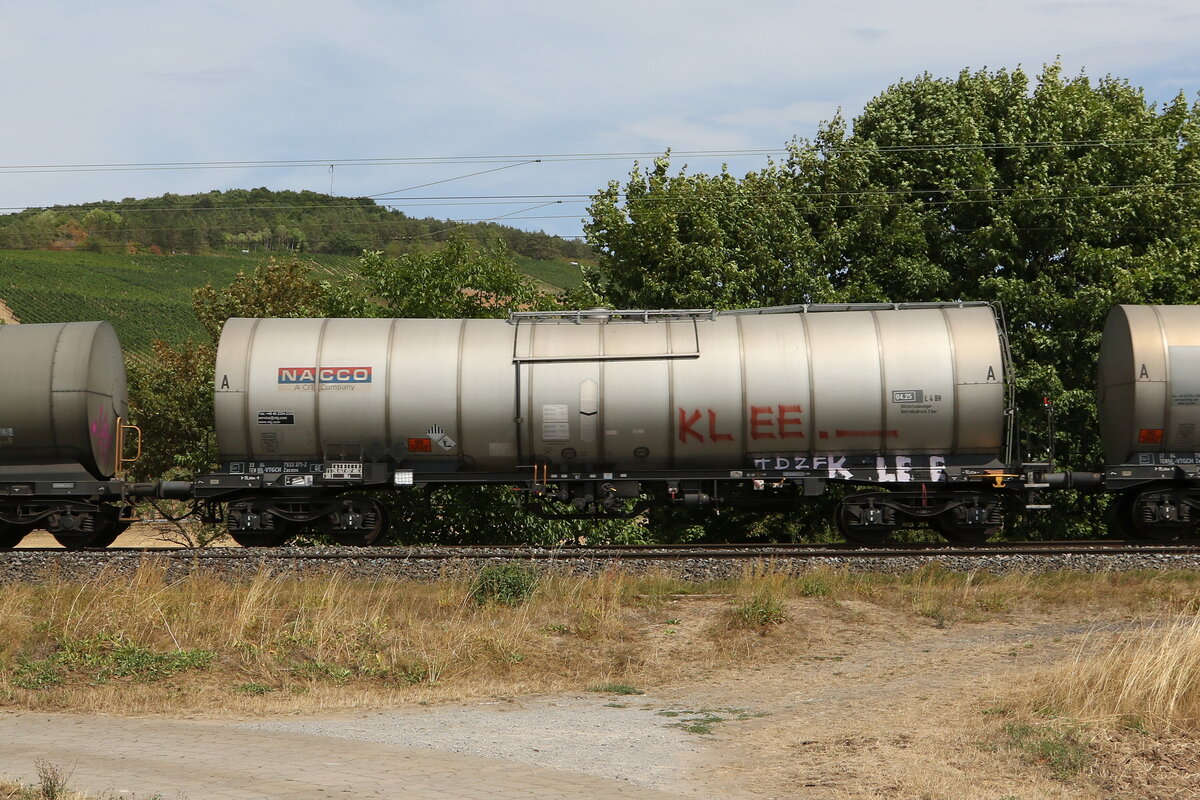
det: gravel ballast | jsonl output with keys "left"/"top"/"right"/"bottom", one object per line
{"left": 4, "top": 546, "right": 1200, "bottom": 583}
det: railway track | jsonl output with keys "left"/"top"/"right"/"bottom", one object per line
{"left": 8, "top": 539, "right": 1200, "bottom": 560}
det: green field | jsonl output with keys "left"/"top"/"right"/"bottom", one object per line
{"left": 513, "top": 255, "right": 585, "bottom": 291}
{"left": 0, "top": 249, "right": 582, "bottom": 351}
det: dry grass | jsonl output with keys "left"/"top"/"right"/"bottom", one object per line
{"left": 0, "top": 761, "right": 92, "bottom": 800}
{"left": 1021, "top": 613, "right": 1200, "bottom": 734}
{"left": 0, "top": 561, "right": 796, "bottom": 715}
{"left": 4, "top": 560, "right": 1200, "bottom": 717}
{"left": 988, "top": 609, "right": 1200, "bottom": 796}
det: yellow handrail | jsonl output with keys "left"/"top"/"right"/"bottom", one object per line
{"left": 112, "top": 417, "right": 143, "bottom": 478}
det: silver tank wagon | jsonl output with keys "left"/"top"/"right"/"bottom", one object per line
{"left": 0, "top": 321, "right": 134, "bottom": 548}
{"left": 205, "top": 304, "right": 1025, "bottom": 545}
{"left": 1099, "top": 305, "right": 1200, "bottom": 538}
{"left": 215, "top": 304, "right": 1007, "bottom": 471}
{"left": 0, "top": 321, "right": 127, "bottom": 480}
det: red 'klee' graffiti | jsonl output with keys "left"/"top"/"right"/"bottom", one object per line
{"left": 678, "top": 405, "right": 807, "bottom": 444}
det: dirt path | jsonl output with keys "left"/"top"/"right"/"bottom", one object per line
{"left": 237, "top": 601, "right": 1113, "bottom": 799}
{"left": 664, "top": 602, "right": 1094, "bottom": 798}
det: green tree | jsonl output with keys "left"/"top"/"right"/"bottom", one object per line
{"left": 356, "top": 235, "right": 553, "bottom": 317}
{"left": 586, "top": 153, "right": 835, "bottom": 309}
{"left": 126, "top": 340, "right": 218, "bottom": 479}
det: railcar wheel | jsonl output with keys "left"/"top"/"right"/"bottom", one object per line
{"left": 52, "top": 532, "right": 99, "bottom": 550}
{"left": 328, "top": 497, "right": 391, "bottom": 547}
{"left": 52, "top": 508, "right": 124, "bottom": 550}
{"left": 1111, "top": 492, "right": 1140, "bottom": 539}
{"left": 230, "top": 525, "right": 293, "bottom": 548}
{"left": 1124, "top": 490, "right": 1197, "bottom": 541}
{"left": 0, "top": 522, "right": 32, "bottom": 548}
{"left": 227, "top": 504, "right": 294, "bottom": 547}
{"left": 834, "top": 503, "right": 891, "bottom": 546}
{"left": 933, "top": 515, "right": 999, "bottom": 544}
{"left": 86, "top": 519, "right": 132, "bottom": 549}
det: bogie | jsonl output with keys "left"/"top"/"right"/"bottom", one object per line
{"left": 1115, "top": 488, "right": 1199, "bottom": 541}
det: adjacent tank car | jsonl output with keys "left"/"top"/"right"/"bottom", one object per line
{"left": 199, "top": 303, "right": 1041, "bottom": 545}
{"left": 1099, "top": 305, "right": 1200, "bottom": 539}
{"left": 0, "top": 321, "right": 137, "bottom": 547}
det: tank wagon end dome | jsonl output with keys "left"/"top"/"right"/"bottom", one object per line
{"left": 1099, "top": 305, "right": 1200, "bottom": 465}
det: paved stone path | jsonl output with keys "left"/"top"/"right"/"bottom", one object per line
{"left": 0, "top": 713, "right": 690, "bottom": 799}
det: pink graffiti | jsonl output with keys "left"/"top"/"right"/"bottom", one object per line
{"left": 90, "top": 404, "right": 115, "bottom": 467}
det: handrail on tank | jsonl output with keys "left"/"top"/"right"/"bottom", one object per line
{"left": 112, "top": 417, "right": 143, "bottom": 479}
{"left": 509, "top": 302, "right": 995, "bottom": 324}
{"left": 721, "top": 301, "right": 995, "bottom": 315}
{"left": 508, "top": 309, "right": 716, "bottom": 324}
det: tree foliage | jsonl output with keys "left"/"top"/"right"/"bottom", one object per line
{"left": 126, "top": 339, "right": 217, "bottom": 480}
{"left": 586, "top": 65, "right": 1200, "bottom": 537}
{"left": 356, "top": 236, "right": 555, "bottom": 318}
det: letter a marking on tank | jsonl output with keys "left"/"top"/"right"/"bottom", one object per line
{"left": 220, "top": 374, "right": 230, "bottom": 389}
{"left": 678, "top": 408, "right": 703, "bottom": 443}
{"left": 987, "top": 366, "right": 996, "bottom": 382}
{"left": 1140, "top": 363, "right": 1150, "bottom": 380}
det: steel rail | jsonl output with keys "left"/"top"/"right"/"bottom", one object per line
{"left": 7, "top": 540, "right": 1200, "bottom": 560}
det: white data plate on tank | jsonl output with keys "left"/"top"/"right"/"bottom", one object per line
{"left": 1169, "top": 346, "right": 1200, "bottom": 406}
{"left": 323, "top": 462, "right": 363, "bottom": 480}
{"left": 542, "top": 422, "right": 569, "bottom": 442}
{"left": 542, "top": 404, "right": 570, "bottom": 442}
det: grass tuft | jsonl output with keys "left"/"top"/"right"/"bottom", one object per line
{"left": 588, "top": 683, "right": 643, "bottom": 695}
{"left": 1002, "top": 719, "right": 1092, "bottom": 778}
{"left": 731, "top": 595, "right": 787, "bottom": 629}
{"left": 469, "top": 564, "right": 538, "bottom": 606}
{"left": 13, "top": 634, "right": 212, "bottom": 689}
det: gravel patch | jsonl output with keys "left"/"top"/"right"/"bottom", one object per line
{"left": 237, "top": 693, "right": 705, "bottom": 791}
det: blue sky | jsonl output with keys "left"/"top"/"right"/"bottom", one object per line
{"left": 2, "top": 0, "right": 1198, "bottom": 240}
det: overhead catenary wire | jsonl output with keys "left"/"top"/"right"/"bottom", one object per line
{"left": 0, "top": 138, "right": 1186, "bottom": 175}
{"left": 3, "top": 137, "right": 1196, "bottom": 251}
{"left": 4, "top": 179, "right": 1199, "bottom": 216}
{"left": 366, "top": 159, "right": 542, "bottom": 197}
{"left": 13, "top": 183, "right": 1198, "bottom": 236}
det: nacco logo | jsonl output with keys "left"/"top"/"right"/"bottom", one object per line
{"left": 278, "top": 366, "right": 373, "bottom": 384}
